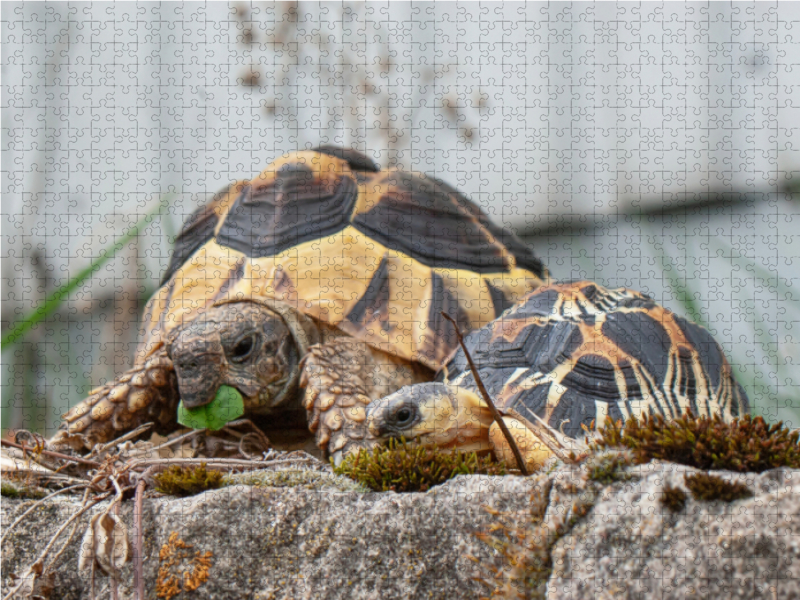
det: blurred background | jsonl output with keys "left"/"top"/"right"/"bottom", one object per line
{"left": 2, "top": 2, "right": 798, "bottom": 436}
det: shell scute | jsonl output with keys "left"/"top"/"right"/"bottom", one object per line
{"left": 439, "top": 281, "right": 749, "bottom": 440}
{"left": 147, "top": 148, "right": 548, "bottom": 372}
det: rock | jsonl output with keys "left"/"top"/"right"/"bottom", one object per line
{"left": 547, "top": 461, "right": 800, "bottom": 600}
{"left": 2, "top": 461, "right": 798, "bottom": 600}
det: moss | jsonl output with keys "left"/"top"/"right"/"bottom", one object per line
{"left": 1, "top": 478, "right": 47, "bottom": 499}
{"left": 334, "top": 439, "right": 506, "bottom": 493}
{"left": 1, "top": 480, "right": 22, "bottom": 498}
{"left": 224, "top": 469, "right": 370, "bottom": 493}
{"left": 154, "top": 463, "right": 224, "bottom": 497}
{"left": 474, "top": 481, "right": 559, "bottom": 600}
{"left": 684, "top": 472, "right": 753, "bottom": 503}
{"left": 591, "top": 411, "right": 800, "bottom": 473}
{"left": 585, "top": 449, "right": 634, "bottom": 484}
{"left": 660, "top": 485, "right": 688, "bottom": 512}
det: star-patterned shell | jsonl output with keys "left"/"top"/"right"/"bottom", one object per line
{"left": 440, "top": 281, "right": 750, "bottom": 438}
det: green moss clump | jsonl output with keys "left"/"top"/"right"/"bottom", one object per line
{"left": 586, "top": 450, "right": 634, "bottom": 484}
{"left": 660, "top": 485, "right": 687, "bottom": 512}
{"left": 334, "top": 439, "right": 506, "bottom": 493}
{"left": 684, "top": 472, "right": 753, "bottom": 503}
{"left": 591, "top": 411, "right": 800, "bottom": 473}
{"left": 154, "top": 463, "right": 225, "bottom": 497}
{"left": 1, "top": 477, "right": 47, "bottom": 499}
{"left": 1, "top": 480, "right": 22, "bottom": 498}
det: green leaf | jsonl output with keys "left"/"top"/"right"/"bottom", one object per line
{"left": 177, "top": 385, "right": 245, "bottom": 431}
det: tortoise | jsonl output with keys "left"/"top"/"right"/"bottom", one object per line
{"left": 365, "top": 280, "right": 750, "bottom": 470}
{"left": 51, "top": 146, "right": 548, "bottom": 457}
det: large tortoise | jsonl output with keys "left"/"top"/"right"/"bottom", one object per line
{"left": 52, "top": 147, "right": 548, "bottom": 457}
{"left": 366, "top": 281, "right": 750, "bottom": 470}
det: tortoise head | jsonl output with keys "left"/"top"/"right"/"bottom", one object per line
{"left": 365, "top": 382, "right": 494, "bottom": 452}
{"left": 166, "top": 302, "right": 307, "bottom": 413}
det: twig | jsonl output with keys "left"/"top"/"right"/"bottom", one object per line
{"left": 441, "top": 312, "right": 530, "bottom": 476}
{"left": 2, "top": 438, "right": 102, "bottom": 467}
{"left": 126, "top": 457, "right": 276, "bottom": 471}
{"left": 44, "top": 488, "right": 92, "bottom": 572}
{"left": 1, "top": 493, "right": 111, "bottom": 600}
{"left": 90, "top": 423, "right": 155, "bottom": 459}
{"left": 222, "top": 418, "right": 271, "bottom": 450}
{"left": 0, "top": 483, "right": 89, "bottom": 546}
{"left": 110, "top": 500, "right": 120, "bottom": 600}
{"left": 133, "top": 468, "right": 153, "bottom": 600}
{"left": 148, "top": 428, "right": 207, "bottom": 454}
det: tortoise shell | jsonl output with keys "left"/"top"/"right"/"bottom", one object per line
{"left": 136, "top": 147, "right": 548, "bottom": 371}
{"left": 439, "top": 281, "right": 749, "bottom": 438}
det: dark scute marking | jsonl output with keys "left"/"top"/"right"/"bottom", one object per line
{"left": 522, "top": 321, "right": 583, "bottom": 372}
{"left": 345, "top": 257, "right": 391, "bottom": 329}
{"left": 161, "top": 200, "right": 221, "bottom": 285}
{"left": 671, "top": 314, "right": 725, "bottom": 392}
{"left": 216, "top": 173, "right": 357, "bottom": 257}
{"left": 672, "top": 315, "right": 752, "bottom": 414}
{"left": 603, "top": 310, "right": 673, "bottom": 383}
{"left": 422, "top": 272, "right": 473, "bottom": 364}
{"left": 432, "top": 177, "right": 547, "bottom": 277}
{"left": 487, "top": 282, "right": 514, "bottom": 317}
{"left": 447, "top": 317, "right": 583, "bottom": 374}
{"left": 352, "top": 171, "right": 542, "bottom": 274}
{"left": 277, "top": 162, "right": 314, "bottom": 176}
{"left": 504, "top": 290, "right": 562, "bottom": 319}
{"left": 731, "top": 381, "right": 750, "bottom": 417}
{"left": 313, "top": 145, "right": 380, "bottom": 172}
{"left": 616, "top": 296, "right": 657, "bottom": 310}
{"left": 545, "top": 387, "right": 602, "bottom": 439}
{"left": 565, "top": 354, "right": 644, "bottom": 402}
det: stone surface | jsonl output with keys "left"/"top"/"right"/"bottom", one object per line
{"left": 2, "top": 461, "right": 799, "bottom": 600}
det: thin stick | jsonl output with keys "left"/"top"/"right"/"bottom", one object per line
{"left": 441, "top": 313, "right": 530, "bottom": 476}
{"left": 1, "top": 493, "right": 111, "bottom": 600}
{"left": 133, "top": 468, "right": 152, "bottom": 600}
{"left": 110, "top": 500, "right": 119, "bottom": 600}
{"left": 44, "top": 488, "right": 91, "bottom": 572}
{"left": 2, "top": 438, "right": 102, "bottom": 467}
{"left": 0, "top": 439, "right": 102, "bottom": 467}
{"left": 148, "top": 428, "right": 206, "bottom": 454}
{"left": 90, "top": 423, "right": 155, "bottom": 459}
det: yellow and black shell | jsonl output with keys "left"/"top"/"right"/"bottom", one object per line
{"left": 137, "top": 146, "right": 548, "bottom": 371}
{"left": 440, "top": 281, "right": 749, "bottom": 438}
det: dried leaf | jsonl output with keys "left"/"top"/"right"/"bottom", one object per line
{"left": 78, "top": 512, "right": 132, "bottom": 577}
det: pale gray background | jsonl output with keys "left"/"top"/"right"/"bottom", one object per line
{"left": 2, "top": 2, "right": 798, "bottom": 434}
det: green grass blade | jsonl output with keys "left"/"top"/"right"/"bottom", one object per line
{"left": 1, "top": 199, "right": 170, "bottom": 349}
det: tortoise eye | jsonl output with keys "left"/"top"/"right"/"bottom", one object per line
{"left": 230, "top": 334, "right": 257, "bottom": 363}
{"left": 393, "top": 406, "right": 415, "bottom": 427}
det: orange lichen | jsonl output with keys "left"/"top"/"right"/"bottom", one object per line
{"left": 156, "top": 531, "right": 214, "bottom": 600}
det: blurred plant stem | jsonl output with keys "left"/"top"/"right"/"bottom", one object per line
{"left": 1, "top": 198, "right": 171, "bottom": 349}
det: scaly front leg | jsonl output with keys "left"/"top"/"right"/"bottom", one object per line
{"left": 301, "top": 338, "right": 431, "bottom": 462}
{"left": 50, "top": 348, "right": 179, "bottom": 451}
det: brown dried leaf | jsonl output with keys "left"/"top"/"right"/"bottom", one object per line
{"left": 78, "top": 512, "right": 132, "bottom": 577}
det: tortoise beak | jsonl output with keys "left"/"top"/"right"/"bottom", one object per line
{"left": 174, "top": 353, "right": 225, "bottom": 409}
{"left": 172, "top": 340, "right": 227, "bottom": 409}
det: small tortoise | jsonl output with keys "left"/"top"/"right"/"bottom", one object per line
{"left": 366, "top": 281, "right": 750, "bottom": 470}
{"left": 52, "top": 147, "right": 548, "bottom": 457}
